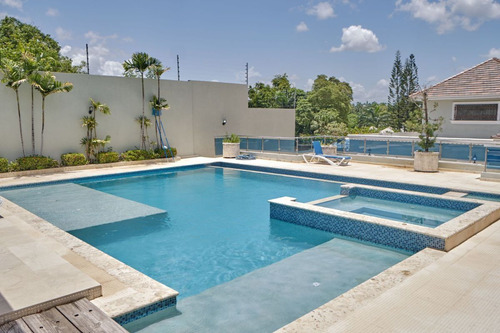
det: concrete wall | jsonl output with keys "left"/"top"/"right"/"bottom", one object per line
{"left": 0, "top": 73, "right": 295, "bottom": 161}
{"left": 432, "top": 98, "right": 500, "bottom": 138}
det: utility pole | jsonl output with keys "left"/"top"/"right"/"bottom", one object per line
{"left": 177, "top": 55, "right": 180, "bottom": 81}
{"left": 245, "top": 62, "right": 249, "bottom": 88}
{"left": 86, "top": 44, "right": 90, "bottom": 74}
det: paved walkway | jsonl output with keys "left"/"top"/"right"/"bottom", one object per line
{"left": 326, "top": 220, "right": 500, "bottom": 332}
{"left": 1, "top": 157, "right": 499, "bottom": 332}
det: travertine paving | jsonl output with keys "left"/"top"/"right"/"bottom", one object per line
{"left": 0, "top": 157, "right": 499, "bottom": 331}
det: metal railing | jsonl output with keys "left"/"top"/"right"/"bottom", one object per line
{"left": 215, "top": 135, "right": 500, "bottom": 164}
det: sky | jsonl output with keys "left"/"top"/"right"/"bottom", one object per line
{"left": 1, "top": 0, "right": 499, "bottom": 103}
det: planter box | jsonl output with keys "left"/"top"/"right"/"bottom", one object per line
{"left": 414, "top": 151, "right": 439, "bottom": 172}
{"left": 223, "top": 142, "right": 240, "bottom": 158}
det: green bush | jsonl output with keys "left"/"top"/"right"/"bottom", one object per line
{"left": 155, "top": 147, "right": 177, "bottom": 158}
{"left": 97, "top": 151, "right": 119, "bottom": 164}
{"left": 223, "top": 134, "right": 240, "bottom": 143}
{"left": 9, "top": 156, "right": 59, "bottom": 171}
{"left": 61, "top": 153, "right": 87, "bottom": 166}
{"left": 122, "top": 148, "right": 177, "bottom": 161}
{"left": 121, "top": 149, "right": 159, "bottom": 161}
{"left": 0, "top": 157, "right": 8, "bottom": 173}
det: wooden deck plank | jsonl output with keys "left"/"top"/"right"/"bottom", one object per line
{"left": 57, "top": 299, "right": 127, "bottom": 333}
{"left": 0, "top": 319, "right": 33, "bottom": 333}
{"left": 22, "top": 308, "right": 79, "bottom": 333}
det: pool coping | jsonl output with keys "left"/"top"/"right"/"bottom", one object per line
{"left": 1, "top": 157, "right": 500, "bottom": 329}
{"left": 269, "top": 183, "right": 500, "bottom": 252}
{"left": 0, "top": 197, "right": 178, "bottom": 325}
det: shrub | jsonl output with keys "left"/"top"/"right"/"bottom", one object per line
{"left": 61, "top": 153, "right": 87, "bottom": 166}
{"left": 97, "top": 151, "right": 119, "bottom": 164}
{"left": 121, "top": 149, "right": 159, "bottom": 161}
{"left": 223, "top": 134, "right": 240, "bottom": 143}
{"left": 154, "top": 147, "right": 177, "bottom": 158}
{"left": 0, "top": 158, "right": 8, "bottom": 173}
{"left": 9, "top": 156, "right": 59, "bottom": 171}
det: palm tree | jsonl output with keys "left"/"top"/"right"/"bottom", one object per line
{"left": 1, "top": 59, "right": 27, "bottom": 156}
{"left": 30, "top": 72, "right": 73, "bottom": 155}
{"left": 89, "top": 98, "right": 110, "bottom": 138}
{"left": 149, "top": 63, "right": 170, "bottom": 147}
{"left": 123, "top": 52, "right": 160, "bottom": 149}
{"left": 135, "top": 115, "right": 152, "bottom": 149}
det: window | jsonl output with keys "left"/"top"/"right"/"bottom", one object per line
{"left": 453, "top": 103, "right": 498, "bottom": 121}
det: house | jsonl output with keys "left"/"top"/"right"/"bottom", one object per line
{"left": 414, "top": 58, "right": 500, "bottom": 139}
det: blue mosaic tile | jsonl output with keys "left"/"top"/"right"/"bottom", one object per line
{"left": 113, "top": 296, "right": 177, "bottom": 325}
{"left": 339, "top": 185, "right": 479, "bottom": 211}
{"left": 270, "top": 202, "right": 445, "bottom": 253}
{"left": 0, "top": 164, "right": 208, "bottom": 191}
{"left": 213, "top": 162, "right": 449, "bottom": 195}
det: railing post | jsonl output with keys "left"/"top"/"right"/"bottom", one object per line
{"left": 386, "top": 140, "right": 390, "bottom": 155}
{"left": 278, "top": 138, "right": 281, "bottom": 153}
{"left": 261, "top": 137, "right": 264, "bottom": 152}
{"left": 411, "top": 141, "right": 415, "bottom": 157}
{"left": 468, "top": 143, "right": 472, "bottom": 161}
{"left": 295, "top": 137, "right": 299, "bottom": 153}
{"left": 246, "top": 136, "right": 249, "bottom": 151}
{"left": 363, "top": 139, "right": 366, "bottom": 154}
{"left": 439, "top": 142, "right": 442, "bottom": 159}
{"left": 484, "top": 147, "right": 488, "bottom": 172}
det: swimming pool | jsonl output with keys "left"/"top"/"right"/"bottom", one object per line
{"left": 0, "top": 165, "right": 411, "bottom": 331}
{"left": 316, "top": 196, "right": 464, "bottom": 228}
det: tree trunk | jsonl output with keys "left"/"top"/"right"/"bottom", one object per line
{"left": 141, "top": 74, "right": 146, "bottom": 150}
{"left": 40, "top": 97, "right": 45, "bottom": 156}
{"left": 15, "top": 90, "right": 26, "bottom": 157}
{"left": 31, "top": 86, "right": 35, "bottom": 155}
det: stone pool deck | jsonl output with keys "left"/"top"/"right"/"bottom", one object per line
{"left": 0, "top": 157, "right": 499, "bottom": 331}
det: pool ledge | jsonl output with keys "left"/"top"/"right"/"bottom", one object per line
{"left": 0, "top": 197, "right": 178, "bottom": 325}
{"left": 270, "top": 187, "right": 500, "bottom": 252}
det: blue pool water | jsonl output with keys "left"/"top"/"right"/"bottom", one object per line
{"left": 71, "top": 167, "right": 347, "bottom": 298}
{"left": 317, "top": 196, "right": 464, "bottom": 228}
{"left": 1, "top": 166, "right": 411, "bottom": 331}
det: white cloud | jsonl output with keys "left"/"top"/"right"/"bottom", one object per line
{"left": 426, "top": 75, "right": 439, "bottom": 84}
{"left": 396, "top": 0, "right": 500, "bottom": 34}
{"left": 60, "top": 45, "right": 72, "bottom": 56}
{"left": 56, "top": 27, "right": 72, "bottom": 41}
{"left": 235, "top": 66, "right": 261, "bottom": 83}
{"left": 307, "top": 2, "right": 335, "bottom": 20}
{"left": 61, "top": 31, "right": 126, "bottom": 76}
{"left": 0, "top": 0, "right": 22, "bottom": 10}
{"left": 330, "top": 25, "right": 384, "bottom": 53}
{"left": 305, "top": 78, "right": 315, "bottom": 90}
{"left": 46, "top": 8, "right": 59, "bottom": 16}
{"left": 350, "top": 79, "right": 389, "bottom": 103}
{"left": 101, "top": 61, "right": 123, "bottom": 76}
{"left": 296, "top": 21, "right": 309, "bottom": 32}
{"left": 487, "top": 47, "right": 500, "bottom": 57}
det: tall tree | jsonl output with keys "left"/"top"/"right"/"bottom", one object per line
{"left": 0, "top": 59, "right": 27, "bottom": 156}
{"left": 388, "top": 51, "right": 403, "bottom": 130}
{"left": 0, "top": 16, "right": 81, "bottom": 73}
{"left": 388, "top": 51, "right": 420, "bottom": 131}
{"left": 148, "top": 63, "right": 170, "bottom": 148}
{"left": 123, "top": 52, "right": 160, "bottom": 149}
{"left": 30, "top": 72, "right": 73, "bottom": 155}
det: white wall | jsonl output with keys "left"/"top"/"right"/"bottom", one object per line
{"left": 433, "top": 99, "right": 500, "bottom": 138}
{"left": 0, "top": 73, "right": 295, "bottom": 161}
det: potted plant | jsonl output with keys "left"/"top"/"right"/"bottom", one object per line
{"left": 222, "top": 134, "right": 240, "bottom": 158}
{"left": 414, "top": 90, "right": 443, "bottom": 172}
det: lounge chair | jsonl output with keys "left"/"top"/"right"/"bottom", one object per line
{"left": 302, "top": 141, "right": 351, "bottom": 166}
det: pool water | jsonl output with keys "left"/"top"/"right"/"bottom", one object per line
{"left": 71, "top": 167, "right": 347, "bottom": 298}
{"left": 317, "top": 195, "right": 463, "bottom": 227}
{"left": 1, "top": 166, "right": 411, "bottom": 331}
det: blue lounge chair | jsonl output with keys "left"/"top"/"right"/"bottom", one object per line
{"left": 302, "top": 141, "right": 351, "bottom": 166}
